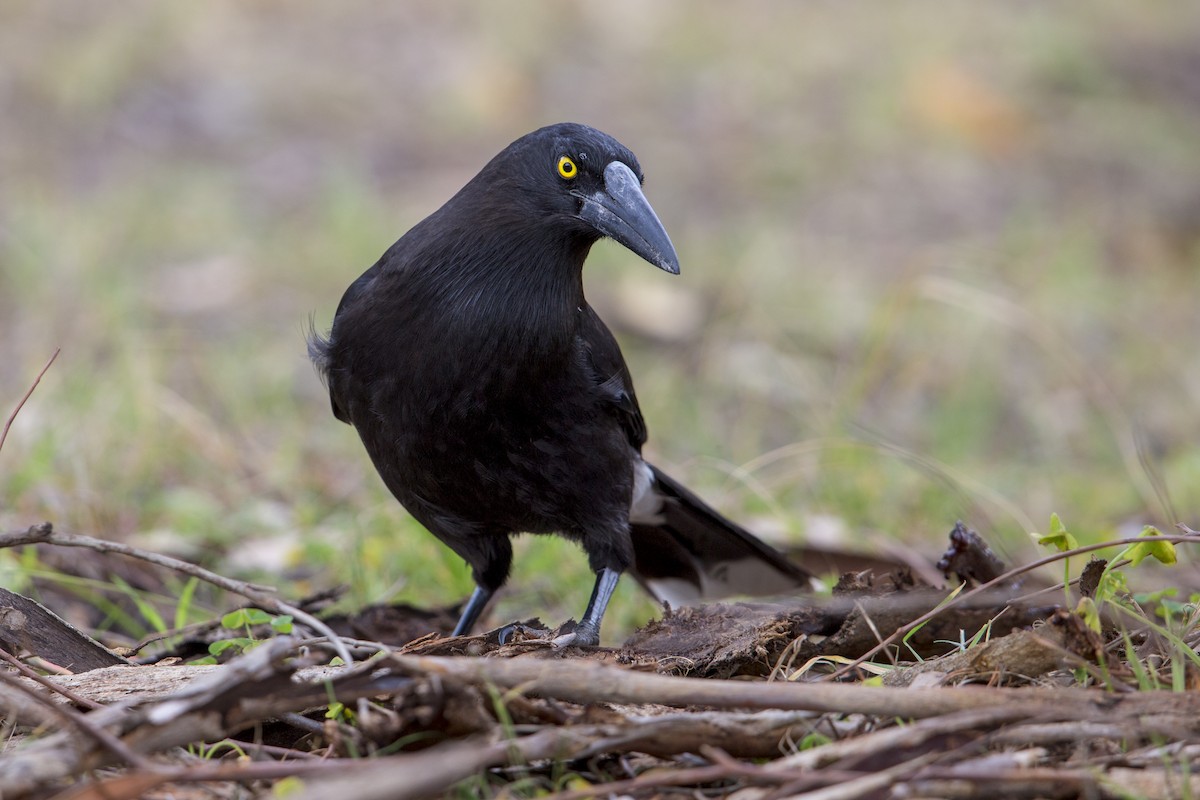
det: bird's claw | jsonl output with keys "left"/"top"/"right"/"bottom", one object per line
{"left": 551, "top": 622, "right": 600, "bottom": 648}
{"left": 493, "top": 621, "right": 552, "bottom": 645}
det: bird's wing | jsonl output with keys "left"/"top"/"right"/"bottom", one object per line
{"left": 578, "top": 304, "right": 647, "bottom": 450}
{"left": 630, "top": 464, "right": 816, "bottom": 607}
{"left": 577, "top": 304, "right": 813, "bottom": 606}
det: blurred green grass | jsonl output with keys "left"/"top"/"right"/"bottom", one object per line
{"left": 2, "top": 2, "right": 1198, "bottom": 643}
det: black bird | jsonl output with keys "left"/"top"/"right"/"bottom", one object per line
{"left": 309, "top": 123, "right": 813, "bottom": 646}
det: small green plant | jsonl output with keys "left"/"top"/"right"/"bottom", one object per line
{"left": 933, "top": 615, "right": 996, "bottom": 654}
{"left": 1035, "top": 512, "right": 1078, "bottom": 605}
{"left": 323, "top": 680, "right": 357, "bottom": 726}
{"left": 272, "top": 776, "right": 307, "bottom": 798}
{"left": 1090, "top": 525, "right": 1176, "bottom": 614}
{"left": 192, "top": 607, "right": 294, "bottom": 664}
{"left": 901, "top": 582, "right": 965, "bottom": 660}
{"left": 798, "top": 731, "right": 833, "bottom": 750}
{"left": 187, "top": 739, "right": 248, "bottom": 760}
{"left": 1035, "top": 516, "right": 1177, "bottom": 615}
{"left": 1036, "top": 515, "right": 1192, "bottom": 691}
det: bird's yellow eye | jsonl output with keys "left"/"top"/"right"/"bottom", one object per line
{"left": 557, "top": 156, "right": 578, "bottom": 179}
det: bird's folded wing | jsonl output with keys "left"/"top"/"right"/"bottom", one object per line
{"left": 629, "top": 464, "right": 816, "bottom": 608}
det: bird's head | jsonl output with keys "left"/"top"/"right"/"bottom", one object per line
{"left": 483, "top": 123, "right": 681, "bottom": 275}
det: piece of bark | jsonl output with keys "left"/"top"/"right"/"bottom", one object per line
{"left": 937, "top": 521, "right": 1009, "bottom": 586}
{"left": 883, "top": 626, "right": 1078, "bottom": 687}
{"left": 0, "top": 588, "right": 129, "bottom": 672}
{"left": 1078, "top": 558, "right": 1107, "bottom": 599}
{"left": 623, "top": 592, "right": 1058, "bottom": 678}
{"left": 323, "top": 601, "right": 461, "bottom": 645}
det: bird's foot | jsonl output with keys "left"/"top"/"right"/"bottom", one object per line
{"left": 492, "top": 619, "right": 552, "bottom": 645}
{"left": 551, "top": 620, "right": 600, "bottom": 648}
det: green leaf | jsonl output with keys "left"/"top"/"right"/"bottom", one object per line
{"left": 798, "top": 732, "right": 832, "bottom": 750}
{"left": 209, "top": 638, "right": 252, "bottom": 656}
{"left": 270, "top": 614, "right": 294, "bottom": 633}
{"left": 1126, "top": 525, "right": 1176, "bottom": 567}
{"left": 325, "top": 701, "right": 355, "bottom": 723}
{"left": 1036, "top": 513, "right": 1077, "bottom": 552}
{"left": 1133, "top": 587, "right": 1178, "bottom": 605}
{"left": 242, "top": 608, "right": 273, "bottom": 626}
{"left": 174, "top": 576, "right": 201, "bottom": 631}
{"left": 112, "top": 575, "right": 167, "bottom": 633}
{"left": 1156, "top": 599, "right": 1188, "bottom": 620}
{"left": 273, "top": 777, "right": 307, "bottom": 798}
{"left": 221, "top": 609, "right": 248, "bottom": 629}
{"left": 1099, "top": 568, "right": 1129, "bottom": 600}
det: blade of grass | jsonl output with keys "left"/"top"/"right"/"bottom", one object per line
{"left": 0, "top": 348, "right": 60, "bottom": 454}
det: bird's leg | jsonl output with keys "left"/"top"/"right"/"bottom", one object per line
{"left": 446, "top": 531, "right": 510, "bottom": 637}
{"left": 553, "top": 567, "right": 621, "bottom": 647}
{"left": 451, "top": 585, "right": 493, "bottom": 637}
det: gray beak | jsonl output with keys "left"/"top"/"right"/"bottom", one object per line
{"left": 576, "top": 161, "right": 680, "bottom": 275}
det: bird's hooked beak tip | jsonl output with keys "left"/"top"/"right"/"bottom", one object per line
{"left": 656, "top": 249, "right": 682, "bottom": 276}
{"left": 578, "top": 161, "right": 680, "bottom": 276}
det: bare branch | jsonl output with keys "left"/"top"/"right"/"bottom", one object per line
{"left": 0, "top": 522, "right": 355, "bottom": 666}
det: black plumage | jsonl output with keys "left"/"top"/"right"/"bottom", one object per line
{"left": 309, "top": 123, "right": 813, "bottom": 646}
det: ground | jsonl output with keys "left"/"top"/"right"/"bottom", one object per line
{"left": 1, "top": 3, "right": 1199, "bottom": 797}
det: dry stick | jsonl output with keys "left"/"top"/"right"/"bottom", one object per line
{"left": 51, "top": 757, "right": 363, "bottom": 800}
{"left": 55, "top": 722, "right": 819, "bottom": 800}
{"left": 769, "top": 707, "right": 1028, "bottom": 773}
{"left": 900, "top": 767, "right": 1097, "bottom": 800}
{"left": 280, "top": 721, "right": 855, "bottom": 800}
{"left": 733, "top": 713, "right": 1038, "bottom": 800}
{"left": 0, "top": 523, "right": 274, "bottom": 594}
{"left": 386, "top": 653, "right": 1200, "bottom": 722}
{"left": 0, "top": 523, "right": 355, "bottom": 666}
{"left": 389, "top": 652, "right": 1200, "bottom": 742}
{"left": 0, "top": 670, "right": 153, "bottom": 771}
{"left": 551, "top": 765, "right": 785, "bottom": 800}
{"left": 0, "top": 347, "right": 59, "bottom": 454}
{"left": 985, "top": 720, "right": 1134, "bottom": 748}
{"left": 782, "top": 752, "right": 944, "bottom": 800}
{"left": 33, "top": 657, "right": 1022, "bottom": 799}
{"left": 542, "top": 760, "right": 818, "bottom": 800}
{"left": 0, "top": 648, "right": 101, "bottom": 710}
{"left": 826, "top": 533, "right": 1200, "bottom": 682}
{"left": 238, "top": 740, "right": 324, "bottom": 761}
{"left": 0, "top": 639, "right": 318, "bottom": 797}
{"left": 180, "top": 728, "right": 601, "bottom": 800}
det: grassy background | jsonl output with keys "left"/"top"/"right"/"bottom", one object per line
{"left": 2, "top": 2, "right": 1198, "bottom": 643}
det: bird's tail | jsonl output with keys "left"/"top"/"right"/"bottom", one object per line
{"left": 629, "top": 463, "right": 816, "bottom": 608}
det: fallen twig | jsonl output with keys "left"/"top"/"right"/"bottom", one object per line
{"left": 768, "top": 707, "right": 1027, "bottom": 773}
{"left": 827, "top": 533, "right": 1200, "bottom": 680}
{"left": 0, "top": 670, "right": 152, "bottom": 771}
{"left": 385, "top": 652, "right": 1200, "bottom": 726}
{"left": 0, "top": 649, "right": 103, "bottom": 710}
{"left": 0, "top": 522, "right": 354, "bottom": 666}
